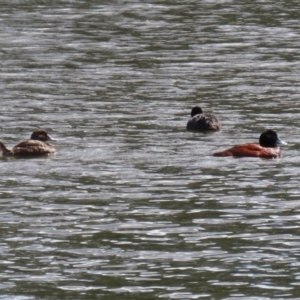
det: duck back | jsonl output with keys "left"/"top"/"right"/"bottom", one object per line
{"left": 12, "top": 140, "right": 55, "bottom": 156}
{"left": 213, "top": 143, "right": 281, "bottom": 159}
{"left": 187, "top": 113, "right": 220, "bottom": 131}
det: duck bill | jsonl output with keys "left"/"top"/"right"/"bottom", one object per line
{"left": 277, "top": 137, "right": 287, "bottom": 145}
{"left": 47, "top": 134, "right": 56, "bottom": 142}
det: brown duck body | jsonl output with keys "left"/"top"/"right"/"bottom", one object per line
{"left": 187, "top": 106, "right": 221, "bottom": 131}
{"left": 0, "top": 130, "right": 56, "bottom": 157}
{"left": 213, "top": 143, "right": 281, "bottom": 159}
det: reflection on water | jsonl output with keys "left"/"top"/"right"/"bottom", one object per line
{"left": 1, "top": 0, "right": 300, "bottom": 299}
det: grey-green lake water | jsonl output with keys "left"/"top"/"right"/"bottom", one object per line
{"left": 1, "top": 1, "right": 300, "bottom": 299}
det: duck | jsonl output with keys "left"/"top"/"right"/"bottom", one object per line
{"left": 187, "top": 106, "right": 221, "bottom": 131}
{"left": 213, "top": 130, "right": 286, "bottom": 159}
{"left": 0, "top": 130, "right": 56, "bottom": 157}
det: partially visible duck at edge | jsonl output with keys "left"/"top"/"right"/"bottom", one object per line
{"left": 187, "top": 106, "right": 221, "bottom": 131}
{"left": 0, "top": 130, "right": 56, "bottom": 157}
{"left": 213, "top": 129, "right": 286, "bottom": 159}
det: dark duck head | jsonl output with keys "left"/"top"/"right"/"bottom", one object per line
{"left": 30, "top": 130, "right": 55, "bottom": 142}
{"left": 259, "top": 129, "right": 286, "bottom": 147}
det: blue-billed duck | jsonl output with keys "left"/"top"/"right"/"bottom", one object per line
{"left": 213, "top": 130, "right": 286, "bottom": 159}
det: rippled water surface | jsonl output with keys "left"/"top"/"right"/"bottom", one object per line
{"left": 1, "top": 1, "right": 300, "bottom": 299}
